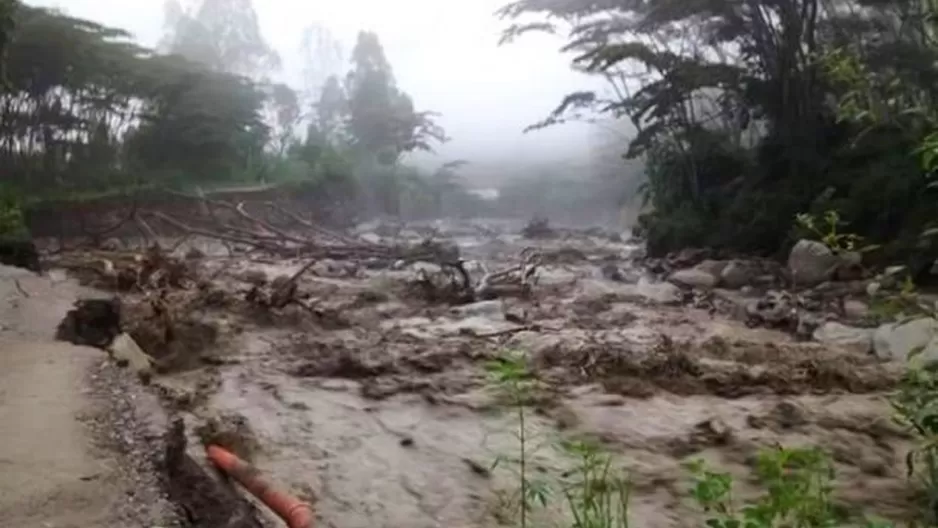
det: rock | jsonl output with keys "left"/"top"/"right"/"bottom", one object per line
{"left": 695, "top": 259, "right": 729, "bottom": 278}
{"left": 721, "top": 261, "right": 757, "bottom": 289}
{"left": 450, "top": 300, "right": 502, "bottom": 318}
{"left": 866, "top": 282, "right": 881, "bottom": 296}
{"left": 668, "top": 268, "right": 718, "bottom": 289}
{"left": 360, "top": 232, "right": 382, "bottom": 244}
{"left": 873, "top": 318, "right": 938, "bottom": 362}
{"left": 835, "top": 251, "right": 864, "bottom": 281}
{"left": 108, "top": 333, "right": 156, "bottom": 379}
{"left": 813, "top": 322, "right": 873, "bottom": 354}
{"left": 600, "top": 262, "right": 624, "bottom": 282}
{"left": 637, "top": 277, "right": 683, "bottom": 305}
{"left": 788, "top": 239, "right": 839, "bottom": 286}
{"left": 843, "top": 299, "right": 870, "bottom": 320}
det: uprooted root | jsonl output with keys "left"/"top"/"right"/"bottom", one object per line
{"left": 408, "top": 248, "right": 542, "bottom": 304}
{"left": 56, "top": 297, "right": 123, "bottom": 348}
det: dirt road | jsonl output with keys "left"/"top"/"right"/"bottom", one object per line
{"left": 0, "top": 265, "right": 177, "bottom": 527}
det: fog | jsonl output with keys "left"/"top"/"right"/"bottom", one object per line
{"left": 32, "top": 0, "right": 609, "bottom": 183}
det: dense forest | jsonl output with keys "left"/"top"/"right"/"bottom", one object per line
{"left": 0, "top": 0, "right": 936, "bottom": 279}
{"left": 0, "top": 0, "right": 489, "bottom": 233}
{"left": 501, "top": 0, "right": 938, "bottom": 281}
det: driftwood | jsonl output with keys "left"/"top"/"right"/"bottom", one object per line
{"left": 139, "top": 192, "right": 455, "bottom": 266}
{"left": 410, "top": 248, "right": 542, "bottom": 304}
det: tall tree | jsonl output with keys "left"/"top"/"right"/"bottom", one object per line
{"left": 344, "top": 31, "right": 447, "bottom": 164}
{"left": 162, "top": 0, "right": 279, "bottom": 77}
{"left": 299, "top": 23, "right": 344, "bottom": 101}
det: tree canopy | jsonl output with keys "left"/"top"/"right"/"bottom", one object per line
{"left": 500, "top": 0, "right": 938, "bottom": 278}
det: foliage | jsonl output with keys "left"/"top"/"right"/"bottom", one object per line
{"left": 893, "top": 349, "right": 938, "bottom": 525}
{"left": 559, "top": 439, "right": 631, "bottom": 528}
{"left": 688, "top": 447, "right": 891, "bottom": 528}
{"left": 0, "top": 1, "right": 460, "bottom": 223}
{"left": 794, "top": 210, "right": 868, "bottom": 254}
{"left": 498, "top": 0, "right": 938, "bottom": 270}
{"left": 0, "top": 185, "right": 24, "bottom": 237}
{"left": 486, "top": 350, "right": 551, "bottom": 527}
{"left": 161, "top": 0, "right": 279, "bottom": 77}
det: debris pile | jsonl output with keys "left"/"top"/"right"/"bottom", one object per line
{"left": 408, "top": 248, "right": 542, "bottom": 304}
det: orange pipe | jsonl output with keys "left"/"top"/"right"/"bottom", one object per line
{"left": 206, "top": 444, "right": 314, "bottom": 528}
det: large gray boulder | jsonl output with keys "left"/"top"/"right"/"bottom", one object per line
{"left": 873, "top": 318, "right": 938, "bottom": 362}
{"left": 668, "top": 268, "right": 719, "bottom": 289}
{"left": 788, "top": 239, "right": 840, "bottom": 286}
{"left": 813, "top": 322, "right": 873, "bottom": 354}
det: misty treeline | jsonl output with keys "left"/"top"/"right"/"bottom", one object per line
{"left": 0, "top": 0, "right": 490, "bottom": 232}
{"left": 501, "top": 0, "right": 938, "bottom": 280}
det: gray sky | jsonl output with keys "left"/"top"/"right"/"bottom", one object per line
{"left": 31, "top": 0, "right": 607, "bottom": 177}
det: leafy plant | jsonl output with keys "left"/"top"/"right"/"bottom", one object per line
{"left": 794, "top": 210, "right": 868, "bottom": 254}
{"left": 486, "top": 349, "right": 551, "bottom": 527}
{"left": 485, "top": 351, "right": 632, "bottom": 528}
{"left": 559, "top": 439, "right": 631, "bottom": 528}
{"left": 893, "top": 351, "right": 938, "bottom": 525}
{"left": 687, "top": 447, "right": 891, "bottom": 528}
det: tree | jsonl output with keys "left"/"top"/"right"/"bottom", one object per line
{"left": 299, "top": 23, "right": 344, "bottom": 102}
{"left": 264, "top": 82, "right": 301, "bottom": 156}
{"left": 161, "top": 0, "right": 279, "bottom": 78}
{"left": 344, "top": 31, "right": 447, "bottom": 164}
{"left": 498, "top": 0, "right": 938, "bottom": 261}
{"left": 0, "top": 3, "right": 270, "bottom": 195}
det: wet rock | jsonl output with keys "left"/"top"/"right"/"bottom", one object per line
{"left": 695, "top": 259, "right": 729, "bottom": 278}
{"left": 108, "top": 333, "right": 155, "bottom": 381}
{"left": 360, "top": 232, "right": 382, "bottom": 244}
{"left": 668, "top": 268, "right": 718, "bottom": 289}
{"left": 450, "top": 299, "right": 502, "bottom": 318}
{"left": 873, "top": 318, "right": 938, "bottom": 362}
{"left": 195, "top": 412, "right": 261, "bottom": 462}
{"left": 637, "top": 278, "right": 683, "bottom": 305}
{"left": 721, "top": 261, "right": 758, "bottom": 289}
{"left": 666, "top": 248, "right": 711, "bottom": 268}
{"left": 600, "top": 262, "right": 624, "bottom": 282}
{"left": 843, "top": 299, "right": 870, "bottom": 320}
{"left": 835, "top": 251, "right": 864, "bottom": 281}
{"left": 813, "top": 322, "right": 873, "bottom": 354}
{"left": 788, "top": 239, "right": 839, "bottom": 286}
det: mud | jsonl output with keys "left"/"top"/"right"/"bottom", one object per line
{"left": 45, "top": 218, "right": 919, "bottom": 527}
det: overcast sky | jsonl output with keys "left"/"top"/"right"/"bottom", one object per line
{"left": 30, "top": 0, "right": 609, "bottom": 177}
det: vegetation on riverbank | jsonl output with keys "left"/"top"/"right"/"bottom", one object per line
{"left": 499, "top": 0, "right": 938, "bottom": 283}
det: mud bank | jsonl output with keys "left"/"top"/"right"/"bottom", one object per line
{"left": 45, "top": 219, "right": 922, "bottom": 527}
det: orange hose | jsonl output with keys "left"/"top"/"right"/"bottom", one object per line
{"left": 206, "top": 444, "right": 314, "bottom": 528}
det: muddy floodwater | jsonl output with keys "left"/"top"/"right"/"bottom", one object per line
{"left": 44, "top": 219, "right": 917, "bottom": 527}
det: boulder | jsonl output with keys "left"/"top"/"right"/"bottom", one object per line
{"left": 873, "top": 318, "right": 938, "bottom": 362}
{"left": 669, "top": 268, "right": 718, "bottom": 289}
{"left": 721, "top": 261, "right": 758, "bottom": 289}
{"left": 108, "top": 333, "right": 156, "bottom": 381}
{"left": 813, "top": 322, "right": 873, "bottom": 354}
{"left": 788, "top": 239, "right": 839, "bottom": 286}
{"left": 835, "top": 251, "right": 864, "bottom": 281}
{"left": 637, "top": 277, "right": 683, "bottom": 305}
{"left": 843, "top": 299, "right": 870, "bottom": 320}
{"left": 695, "top": 260, "right": 729, "bottom": 278}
